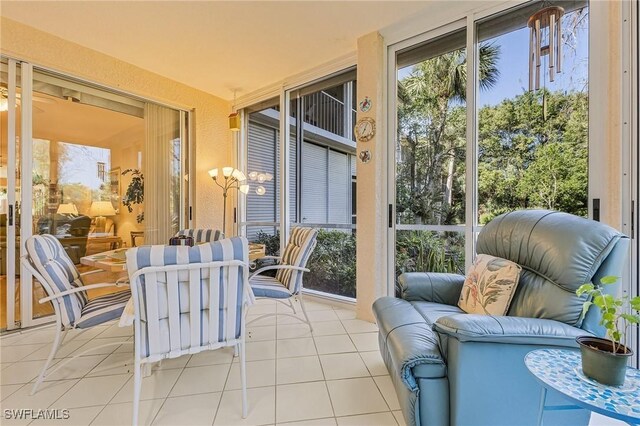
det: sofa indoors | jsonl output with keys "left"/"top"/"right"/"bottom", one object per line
{"left": 373, "top": 210, "right": 630, "bottom": 426}
{"left": 36, "top": 214, "right": 92, "bottom": 264}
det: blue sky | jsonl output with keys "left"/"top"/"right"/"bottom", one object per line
{"left": 479, "top": 20, "right": 588, "bottom": 106}
{"left": 398, "top": 10, "right": 589, "bottom": 107}
{"left": 58, "top": 142, "right": 110, "bottom": 192}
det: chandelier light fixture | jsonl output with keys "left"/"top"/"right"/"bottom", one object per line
{"left": 528, "top": 5, "right": 564, "bottom": 91}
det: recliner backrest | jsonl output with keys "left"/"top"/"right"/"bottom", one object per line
{"left": 476, "top": 210, "right": 628, "bottom": 329}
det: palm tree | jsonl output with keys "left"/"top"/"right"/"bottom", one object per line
{"left": 402, "top": 43, "right": 500, "bottom": 103}
{"left": 397, "top": 42, "right": 500, "bottom": 225}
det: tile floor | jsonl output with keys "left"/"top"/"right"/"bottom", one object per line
{"left": 0, "top": 298, "right": 626, "bottom": 426}
{"left": 0, "top": 298, "right": 406, "bottom": 426}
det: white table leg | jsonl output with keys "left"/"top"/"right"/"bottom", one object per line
{"left": 537, "top": 387, "right": 547, "bottom": 426}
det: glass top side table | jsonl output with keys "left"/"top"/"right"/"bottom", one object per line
{"left": 525, "top": 349, "right": 640, "bottom": 426}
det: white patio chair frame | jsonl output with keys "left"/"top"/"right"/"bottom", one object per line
{"left": 247, "top": 239, "right": 317, "bottom": 332}
{"left": 128, "top": 259, "right": 250, "bottom": 424}
{"left": 20, "top": 255, "right": 130, "bottom": 395}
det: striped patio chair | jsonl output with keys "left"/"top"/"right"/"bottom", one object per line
{"left": 248, "top": 227, "right": 318, "bottom": 331}
{"left": 126, "top": 237, "right": 252, "bottom": 424}
{"left": 21, "top": 234, "right": 130, "bottom": 395}
{"left": 175, "top": 228, "right": 222, "bottom": 243}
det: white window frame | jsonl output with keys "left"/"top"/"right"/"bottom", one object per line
{"left": 622, "top": 0, "right": 638, "bottom": 368}
{"left": 384, "top": 0, "right": 623, "bottom": 297}
{"left": 239, "top": 59, "right": 358, "bottom": 302}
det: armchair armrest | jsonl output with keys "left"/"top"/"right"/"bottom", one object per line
{"left": 398, "top": 272, "right": 465, "bottom": 305}
{"left": 257, "top": 256, "right": 281, "bottom": 262}
{"left": 39, "top": 282, "right": 129, "bottom": 304}
{"left": 433, "top": 314, "right": 589, "bottom": 347}
{"left": 250, "top": 264, "right": 309, "bottom": 279}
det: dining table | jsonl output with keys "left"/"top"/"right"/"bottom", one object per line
{"left": 80, "top": 243, "right": 267, "bottom": 272}
{"left": 80, "top": 242, "right": 266, "bottom": 327}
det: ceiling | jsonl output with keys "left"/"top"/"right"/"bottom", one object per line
{"left": 29, "top": 93, "right": 143, "bottom": 147}
{"left": 0, "top": 0, "right": 431, "bottom": 100}
{"left": 0, "top": 92, "right": 143, "bottom": 163}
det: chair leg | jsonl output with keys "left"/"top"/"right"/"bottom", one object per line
{"left": 239, "top": 338, "right": 248, "bottom": 418}
{"left": 298, "top": 295, "right": 313, "bottom": 332}
{"left": 288, "top": 298, "right": 297, "bottom": 314}
{"left": 132, "top": 360, "right": 143, "bottom": 426}
{"left": 31, "top": 325, "right": 64, "bottom": 395}
{"left": 143, "top": 363, "right": 152, "bottom": 377}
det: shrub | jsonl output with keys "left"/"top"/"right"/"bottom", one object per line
{"left": 250, "top": 228, "right": 464, "bottom": 299}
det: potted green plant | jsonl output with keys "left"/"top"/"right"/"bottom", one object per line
{"left": 576, "top": 276, "right": 640, "bottom": 386}
{"left": 122, "top": 168, "right": 144, "bottom": 223}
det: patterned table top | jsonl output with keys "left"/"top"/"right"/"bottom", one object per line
{"left": 525, "top": 349, "right": 640, "bottom": 423}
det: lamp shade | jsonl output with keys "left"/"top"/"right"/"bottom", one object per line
{"left": 232, "top": 169, "right": 246, "bottom": 181}
{"left": 222, "top": 167, "right": 234, "bottom": 177}
{"left": 89, "top": 201, "right": 116, "bottom": 217}
{"left": 208, "top": 168, "right": 218, "bottom": 178}
{"left": 56, "top": 203, "right": 78, "bottom": 215}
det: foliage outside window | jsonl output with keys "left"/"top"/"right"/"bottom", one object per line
{"left": 395, "top": 3, "right": 589, "bottom": 278}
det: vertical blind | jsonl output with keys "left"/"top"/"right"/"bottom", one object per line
{"left": 144, "top": 103, "right": 180, "bottom": 244}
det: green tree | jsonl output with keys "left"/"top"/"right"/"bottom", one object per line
{"left": 397, "top": 43, "right": 500, "bottom": 226}
{"left": 478, "top": 90, "right": 588, "bottom": 222}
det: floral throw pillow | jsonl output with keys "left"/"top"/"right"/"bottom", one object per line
{"left": 458, "top": 254, "right": 522, "bottom": 316}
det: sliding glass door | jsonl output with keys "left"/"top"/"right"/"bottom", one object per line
{"left": 390, "top": 1, "right": 590, "bottom": 281}
{"left": 242, "top": 69, "right": 358, "bottom": 300}
{"left": 476, "top": 1, "right": 589, "bottom": 224}
{"left": 394, "top": 28, "right": 467, "bottom": 277}
{"left": 1, "top": 59, "right": 21, "bottom": 330}
{"left": 1, "top": 58, "right": 191, "bottom": 330}
{"left": 243, "top": 97, "right": 282, "bottom": 248}
{"left": 289, "top": 72, "right": 357, "bottom": 299}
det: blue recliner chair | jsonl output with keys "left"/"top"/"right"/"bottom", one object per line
{"left": 373, "top": 210, "right": 630, "bottom": 426}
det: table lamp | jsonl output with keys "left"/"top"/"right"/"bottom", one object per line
{"left": 56, "top": 203, "right": 78, "bottom": 216}
{"left": 89, "top": 201, "right": 116, "bottom": 233}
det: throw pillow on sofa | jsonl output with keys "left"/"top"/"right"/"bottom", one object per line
{"left": 458, "top": 254, "right": 522, "bottom": 316}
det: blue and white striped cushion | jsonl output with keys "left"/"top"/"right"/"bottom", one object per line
{"left": 75, "top": 290, "right": 131, "bottom": 329}
{"left": 126, "top": 237, "right": 249, "bottom": 359}
{"left": 275, "top": 227, "right": 318, "bottom": 294}
{"left": 176, "top": 229, "right": 221, "bottom": 243}
{"left": 25, "top": 234, "right": 87, "bottom": 327}
{"left": 250, "top": 275, "right": 292, "bottom": 299}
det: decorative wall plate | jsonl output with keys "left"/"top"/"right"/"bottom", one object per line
{"left": 359, "top": 96, "right": 372, "bottom": 112}
{"left": 359, "top": 150, "right": 371, "bottom": 163}
{"left": 354, "top": 117, "right": 376, "bottom": 142}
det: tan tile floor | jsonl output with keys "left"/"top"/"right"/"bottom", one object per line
{"left": 0, "top": 298, "right": 406, "bottom": 426}
{"left": 0, "top": 298, "right": 625, "bottom": 426}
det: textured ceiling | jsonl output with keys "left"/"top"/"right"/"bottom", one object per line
{"left": 1, "top": 0, "right": 432, "bottom": 100}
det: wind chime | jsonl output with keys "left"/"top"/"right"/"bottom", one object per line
{"left": 528, "top": 5, "right": 564, "bottom": 120}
